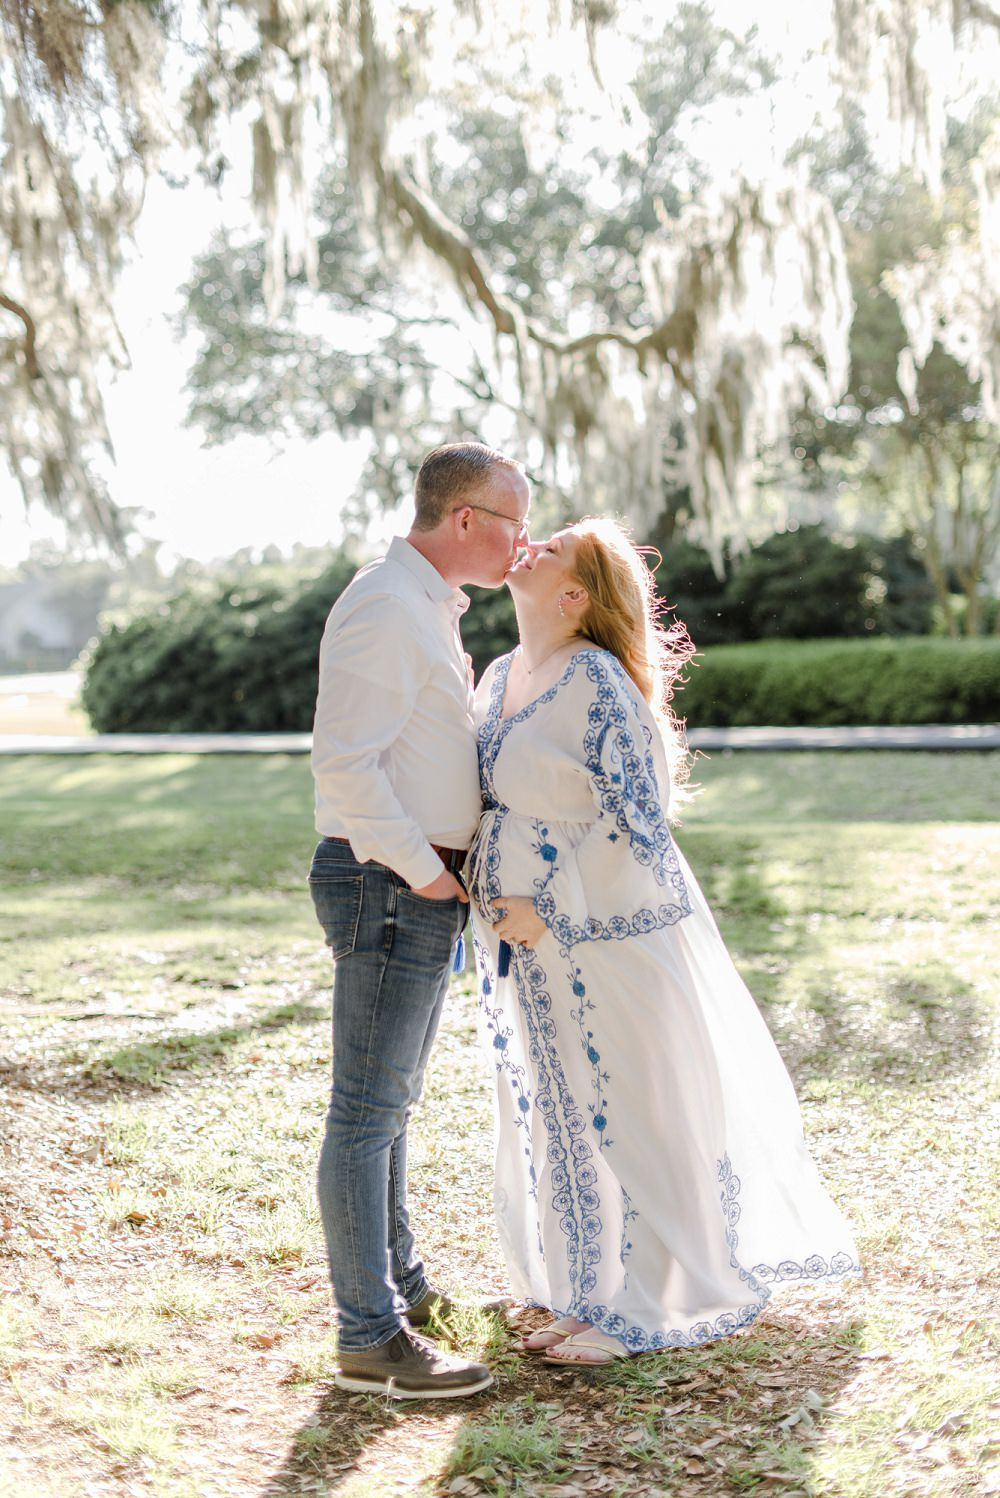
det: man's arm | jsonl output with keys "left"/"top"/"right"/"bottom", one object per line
{"left": 311, "top": 593, "right": 462, "bottom": 896}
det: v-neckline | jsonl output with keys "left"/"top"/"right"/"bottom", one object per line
{"left": 493, "top": 648, "right": 597, "bottom": 726}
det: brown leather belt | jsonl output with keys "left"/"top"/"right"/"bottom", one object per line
{"left": 323, "top": 836, "right": 466, "bottom": 874}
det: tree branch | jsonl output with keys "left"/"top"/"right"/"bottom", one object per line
{"left": 0, "top": 291, "right": 41, "bottom": 378}
{"left": 381, "top": 164, "right": 693, "bottom": 391}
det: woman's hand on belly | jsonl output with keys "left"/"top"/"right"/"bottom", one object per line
{"left": 489, "top": 895, "right": 547, "bottom": 948}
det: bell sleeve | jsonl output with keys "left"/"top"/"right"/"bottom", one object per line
{"left": 531, "top": 654, "right": 692, "bottom": 952}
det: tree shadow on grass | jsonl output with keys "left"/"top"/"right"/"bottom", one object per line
{"left": 260, "top": 1308, "right": 866, "bottom": 1497}
{"left": 769, "top": 966, "right": 989, "bottom": 1089}
{"left": 0, "top": 999, "right": 326, "bottom": 1100}
{"left": 3, "top": 880, "right": 313, "bottom": 936}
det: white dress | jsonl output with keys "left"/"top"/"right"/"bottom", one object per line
{"left": 466, "top": 647, "right": 859, "bottom": 1353}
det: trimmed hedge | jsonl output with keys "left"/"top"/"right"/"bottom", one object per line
{"left": 81, "top": 559, "right": 520, "bottom": 733}
{"left": 82, "top": 555, "right": 998, "bottom": 734}
{"left": 81, "top": 558, "right": 359, "bottom": 733}
{"left": 677, "top": 638, "right": 1000, "bottom": 727}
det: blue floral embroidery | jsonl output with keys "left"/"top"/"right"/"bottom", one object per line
{"left": 470, "top": 718, "right": 606, "bottom": 1303}
{"left": 717, "top": 1154, "right": 860, "bottom": 1293}
{"left": 533, "top": 1164, "right": 765, "bottom": 1352}
{"left": 475, "top": 929, "right": 533, "bottom": 1150}
{"left": 524, "top": 1143, "right": 859, "bottom": 1354}
{"left": 527, "top": 823, "right": 613, "bottom": 1148}
{"left": 523, "top": 652, "right": 692, "bottom": 951}
{"left": 535, "top": 894, "right": 690, "bottom": 951}
{"left": 569, "top": 967, "right": 613, "bottom": 1151}
{"left": 531, "top": 822, "right": 560, "bottom": 885}
{"left": 619, "top": 1188, "right": 638, "bottom": 1290}
{"left": 583, "top": 652, "right": 690, "bottom": 888}
{"left": 509, "top": 949, "right": 604, "bottom": 1299}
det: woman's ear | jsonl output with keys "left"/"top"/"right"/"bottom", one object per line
{"left": 564, "top": 585, "right": 588, "bottom": 606}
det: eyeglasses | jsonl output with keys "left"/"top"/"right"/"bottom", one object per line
{"left": 456, "top": 503, "right": 531, "bottom": 545}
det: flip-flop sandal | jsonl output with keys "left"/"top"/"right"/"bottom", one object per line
{"left": 543, "top": 1331, "right": 636, "bottom": 1366}
{"left": 518, "top": 1322, "right": 576, "bottom": 1353}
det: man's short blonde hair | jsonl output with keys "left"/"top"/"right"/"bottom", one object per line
{"left": 413, "top": 443, "right": 524, "bottom": 531}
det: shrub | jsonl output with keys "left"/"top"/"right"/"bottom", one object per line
{"left": 82, "top": 543, "right": 981, "bottom": 735}
{"left": 82, "top": 553, "right": 521, "bottom": 732}
{"left": 655, "top": 538, "right": 736, "bottom": 645}
{"left": 82, "top": 557, "right": 359, "bottom": 733}
{"left": 461, "top": 584, "right": 519, "bottom": 677}
{"left": 677, "top": 638, "right": 1000, "bottom": 727}
{"left": 655, "top": 526, "right": 934, "bottom": 642}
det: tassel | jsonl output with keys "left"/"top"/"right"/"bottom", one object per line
{"left": 452, "top": 931, "right": 465, "bottom": 974}
{"left": 497, "top": 939, "right": 512, "bottom": 978}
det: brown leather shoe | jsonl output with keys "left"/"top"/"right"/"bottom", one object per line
{"left": 334, "top": 1328, "right": 493, "bottom": 1400}
{"left": 405, "top": 1285, "right": 514, "bottom": 1329}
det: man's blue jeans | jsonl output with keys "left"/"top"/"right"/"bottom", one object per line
{"left": 308, "top": 838, "right": 466, "bottom": 1351}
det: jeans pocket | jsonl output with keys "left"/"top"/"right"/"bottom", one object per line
{"left": 309, "top": 875, "right": 364, "bottom": 959}
{"left": 395, "top": 888, "right": 465, "bottom": 967}
{"left": 399, "top": 887, "right": 462, "bottom": 908}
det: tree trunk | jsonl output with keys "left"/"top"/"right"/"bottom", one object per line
{"left": 957, "top": 543, "right": 986, "bottom": 637}
{"left": 919, "top": 527, "right": 958, "bottom": 636}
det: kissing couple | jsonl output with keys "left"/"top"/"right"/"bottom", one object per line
{"left": 308, "top": 442, "right": 858, "bottom": 1398}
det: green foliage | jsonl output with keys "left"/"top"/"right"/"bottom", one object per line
{"left": 81, "top": 526, "right": 948, "bottom": 732}
{"left": 81, "top": 552, "right": 518, "bottom": 732}
{"left": 82, "top": 555, "right": 359, "bottom": 733}
{"left": 657, "top": 526, "right": 934, "bottom": 644}
{"left": 723, "top": 526, "right": 933, "bottom": 639}
{"left": 461, "top": 584, "right": 518, "bottom": 677}
{"left": 445, "top": 1398, "right": 573, "bottom": 1486}
{"left": 178, "top": 7, "right": 786, "bottom": 514}
{"left": 787, "top": 121, "right": 1000, "bottom": 629}
{"left": 654, "top": 535, "right": 733, "bottom": 645}
{"left": 679, "top": 638, "right": 1000, "bottom": 727}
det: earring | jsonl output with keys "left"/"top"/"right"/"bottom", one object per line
{"left": 557, "top": 596, "right": 565, "bottom": 617}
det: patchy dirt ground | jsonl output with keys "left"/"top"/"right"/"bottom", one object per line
{"left": 1, "top": 753, "right": 998, "bottom": 1497}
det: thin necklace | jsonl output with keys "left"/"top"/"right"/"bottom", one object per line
{"left": 521, "top": 639, "right": 575, "bottom": 677}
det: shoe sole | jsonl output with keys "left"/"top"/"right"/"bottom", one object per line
{"left": 334, "top": 1371, "right": 493, "bottom": 1400}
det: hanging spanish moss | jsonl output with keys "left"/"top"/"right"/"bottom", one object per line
{"left": 1, "top": 0, "right": 997, "bottom": 544}
{"left": 886, "top": 124, "right": 1000, "bottom": 424}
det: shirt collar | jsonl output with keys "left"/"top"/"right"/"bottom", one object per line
{"left": 388, "top": 537, "right": 469, "bottom": 617}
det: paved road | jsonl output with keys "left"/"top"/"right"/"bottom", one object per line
{"left": 0, "top": 671, "right": 81, "bottom": 697}
{"left": 1, "top": 724, "right": 998, "bottom": 754}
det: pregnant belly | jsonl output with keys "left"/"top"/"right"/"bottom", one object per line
{"left": 468, "top": 806, "right": 590, "bottom": 920}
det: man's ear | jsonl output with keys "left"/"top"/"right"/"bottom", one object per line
{"left": 452, "top": 505, "right": 473, "bottom": 536}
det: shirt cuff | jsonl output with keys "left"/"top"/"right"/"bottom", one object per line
{"left": 396, "top": 843, "right": 447, "bottom": 891}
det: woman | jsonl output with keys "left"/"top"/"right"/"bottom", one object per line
{"left": 465, "top": 517, "right": 859, "bottom": 1367}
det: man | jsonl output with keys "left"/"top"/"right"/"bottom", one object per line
{"left": 309, "top": 442, "right": 531, "bottom": 1399}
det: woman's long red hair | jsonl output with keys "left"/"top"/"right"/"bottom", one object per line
{"left": 570, "top": 516, "right": 696, "bottom": 804}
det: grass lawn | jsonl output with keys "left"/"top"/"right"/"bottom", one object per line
{"left": 0, "top": 750, "right": 997, "bottom": 1498}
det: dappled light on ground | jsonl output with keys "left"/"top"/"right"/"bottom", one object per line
{"left": 1, "top": 752, "right": 997, "bottom": 1495}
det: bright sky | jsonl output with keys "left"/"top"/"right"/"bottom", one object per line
{"left": 0, "top": 161, "right": 393, "bottom": 568}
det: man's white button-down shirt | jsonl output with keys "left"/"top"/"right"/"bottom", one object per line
{"left": 311, "top": 537, "right": 482, "bottom": 889}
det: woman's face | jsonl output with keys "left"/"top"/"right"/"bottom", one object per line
{"left": 506, "top": 527, "right": 582, "bottom": 604}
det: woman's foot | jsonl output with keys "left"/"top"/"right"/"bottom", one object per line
{"left": 544, "top": 1328, "right": 632, "bottom": 1366}
{"left": 519, "top": 1315, "right": 591, "bottom": 1353}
